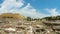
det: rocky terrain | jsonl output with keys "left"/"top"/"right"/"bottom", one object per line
{"left": 0, "top": 13, "right": 60, "bottom": 34}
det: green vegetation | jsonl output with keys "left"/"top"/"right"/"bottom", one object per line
{"left": 42, "top": 15, "right": 60, "bottom": 20}
{"left": 27, "top": 17, "right": 32, "bottom": 21}
{"left": 27, "top": 17, "right": 41, "bottom": 21}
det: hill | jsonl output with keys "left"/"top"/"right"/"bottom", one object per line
{"left": 0, "top": 13, "right": 25, "bottom": 19}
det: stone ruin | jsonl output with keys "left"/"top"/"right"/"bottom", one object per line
{"left": 0, "top": 13, "right": 60, "bottom": 34}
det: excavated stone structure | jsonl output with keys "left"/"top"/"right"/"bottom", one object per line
{"left": 0, "top": 13, "right": 60, "bottom": 34}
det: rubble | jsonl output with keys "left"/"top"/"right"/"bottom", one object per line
{"left": 0, "top": 13, "right": 60, "bottom": 34}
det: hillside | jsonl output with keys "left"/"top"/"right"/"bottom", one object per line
{"left": 0, "top": 13, "right": 60, "bottom": 34}
{"left": 0, "top": 13, "right": 25, "bottom": 19}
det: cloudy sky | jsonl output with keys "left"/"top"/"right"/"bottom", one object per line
{"left": 0, "top": 0, "right": 60, "bottom": 18}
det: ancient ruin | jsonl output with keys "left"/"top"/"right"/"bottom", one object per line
{"left": 0, "top": 13, "right": 60, "bottom": 34}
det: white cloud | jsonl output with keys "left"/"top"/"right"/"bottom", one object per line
{"left": 0, "top": 0, "right": 24, "bottom": 13}
{"left": 45, "top": 8, "right": 60, "bottom": 16}
{"left": 0, "top": 0, "right": 48, "bottom": 18}
{"left": 12, "top": 3, "right": 47, "bottom": 18}
{"left": 2, "top": 0, "right": 24, "bottom": 8}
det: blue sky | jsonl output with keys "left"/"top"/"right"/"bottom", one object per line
{"left": 0, "top": 0, "right": 60, "bottom": 18}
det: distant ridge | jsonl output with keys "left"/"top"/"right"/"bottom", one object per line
{"left": 0, "top": 13, "right": 25, "bottom": 19}
{"left": 42, "top": 15, "right": 60, "bottom": 20}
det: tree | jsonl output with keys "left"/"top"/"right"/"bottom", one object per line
{"left": 27, "top": 17, "right": 32, "bottom": 21}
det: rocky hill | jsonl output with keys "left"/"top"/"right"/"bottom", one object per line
{"left": 0, "top": 13, "right": 60, "bottom": 34}
{"left": 0, "top": 13, "right": 25, "bottom": 19}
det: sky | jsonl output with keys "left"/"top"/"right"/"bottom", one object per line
{"left": 0, "top": 0, "right": 60, "bottom": 18}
